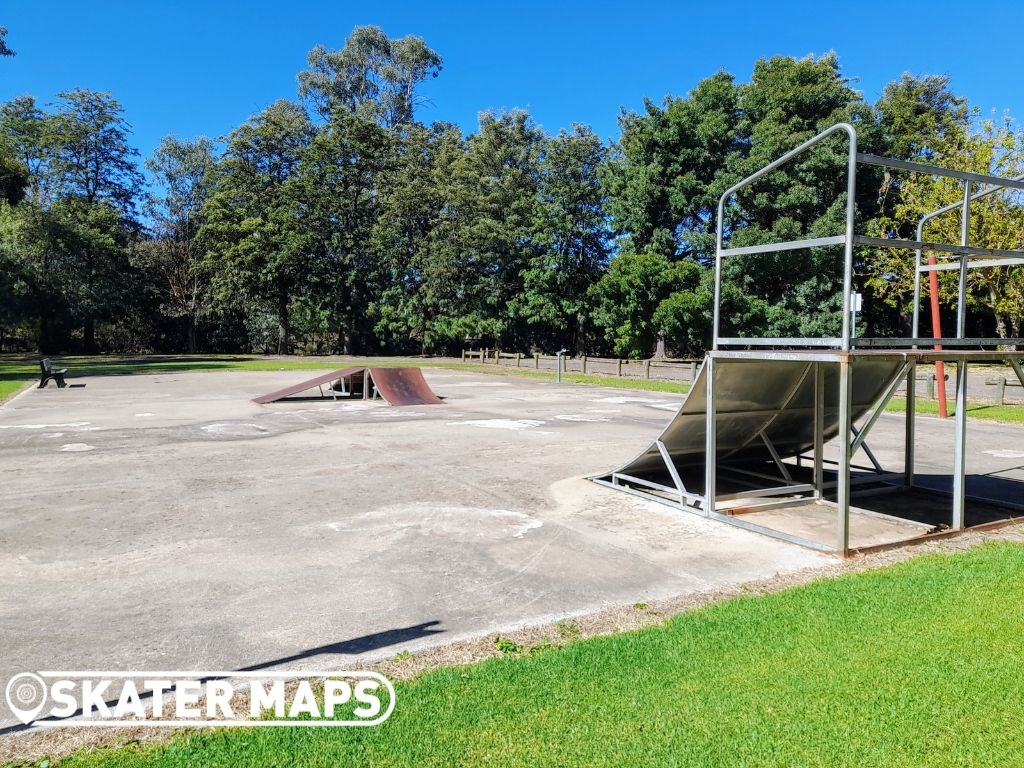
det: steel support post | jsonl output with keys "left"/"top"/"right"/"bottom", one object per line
{"left": 836, "top": 359, "right": 853, "bottom": 554}
{"left": 957, "top": 183, "right": 972, "bottom": 338}
{"left": 703, "top": 356, "right": 716, "bottom": 516}
{"left": 904, "top": 360, "right": 916, "bottom": 488}
{"left": 951, "top": 360, "right": 968, "bottom": 529}
{"left": 814, "top": 362, "right": 824, "bottom": 499}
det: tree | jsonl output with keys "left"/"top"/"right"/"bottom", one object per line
{"left": 431, "top": 110, "right": 544, "bottom": 348}
{"left": 867, "top": 118, "right": 1024, "bottom": 343}
{"left": 0, "top": 26, "right": 14, "bottom": 57}
{"left": 589, "top": 250, "right": 697, "bottom": 357}
{"left": 603, "top": 71, "right": 743, "bottom": 260}
{"left": 201, "top": 100, "right": 314, "bottom": 353}
{"left": 367, "top": 121, "right": 463, "bottom": 353}
{"left": 516, "top": 125, "right": 611, "bottom": 352}
{"left": 47, "top": 89, "right": 143, "bottom": 351}
{"left": 139, "top": 136, "right": 217, "bottom": 352}
{"left": 298, "top": 25, "right": 441, "bottom": 127}
{"left": 292, "top": 110, "right": 392, "bottom": 353}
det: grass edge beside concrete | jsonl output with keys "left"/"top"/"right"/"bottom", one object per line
{"left": 13, "top": 530, "right": 1019, "bottom": 768}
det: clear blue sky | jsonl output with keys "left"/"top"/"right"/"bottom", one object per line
{"left": 2, "top": 0, "right": 1020, "bottom": 163}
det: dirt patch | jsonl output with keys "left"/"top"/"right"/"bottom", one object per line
{"left": 3, "top": 523, "right": 1022, "bottom": 766}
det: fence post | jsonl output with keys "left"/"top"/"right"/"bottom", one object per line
{"left": 516, "top": 353, "right": 522, "bottom": 368}
{"left": 581, "top": 355, "right": 587, "bottom": 374}
{"left": 616, "top": 359, "right": 622, "bottom": 377}
{"left": 644, "top": 359, "right": 651, "bottom": 379}
{"left": 689, "top": 361, "right": 697, "bottom": 380}
{"left": 996, "top": 376, "right": 1006, "bottom": 406}
{"left": 927, "top": 374, "right": 935, "bottom": 400}
{"left": 461, "top": 349, "right": 466, "bottom": 364}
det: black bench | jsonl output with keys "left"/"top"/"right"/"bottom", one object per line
{"left": 39, "top": 358, "right": 68, "bottom": 388}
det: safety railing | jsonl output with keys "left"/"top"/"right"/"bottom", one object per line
{"left": 712, "top": 122, "right": 1024, "bottom": 351}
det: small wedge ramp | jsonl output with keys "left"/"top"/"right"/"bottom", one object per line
{"left": 253, "top": 366, "right": 442, "bottom": 406}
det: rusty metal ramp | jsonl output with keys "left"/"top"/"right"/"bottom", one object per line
{"left": 596, "top": 354, "right": 905, "bottom": 485}
{"left": 254, "top": 367, "right": 442, "bottom": 406}
{"left": 252, "top": 367, "right": 364, "bottom": 404}
{"left": 366, "top": 367, "right": 443, "bottom": 406}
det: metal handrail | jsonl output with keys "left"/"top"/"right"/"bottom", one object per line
{"left": 713, "top": 123, "right": 858, "bottom": 351}
{"left": 713, "top": 121, "right": 1024, "bottom": 351}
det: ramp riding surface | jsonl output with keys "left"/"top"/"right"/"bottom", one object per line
{"left": 252, "top": 367, "right": 364, "bottom": 404}
{"left": 366, "top": 367, "right": 443, "bottom": 405}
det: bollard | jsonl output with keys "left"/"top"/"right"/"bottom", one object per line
{"left": 516, "top": 353, "right": 522, "bottom": 368}
{"left": 689, "top": 361, "right": 697, "bottom": 380}
{"left": 617, "top": 359, "right": 622, "bottom": 377}
{"left": 996, "top": 376, "right": 1006, "bottom": 406}
{"left": 644, "top": 359, "right": 651, "bottom": 379}
{"left": 582, "top": 355, "right": 587, "bottom": 374}
{"left": 535, "top": 353, "right": 540, "bottom": 369}
{"left": 927, "top": 374, "right": 935, "bottom": 400}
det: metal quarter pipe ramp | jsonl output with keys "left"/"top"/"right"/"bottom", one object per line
{"left": 365, "top": 367, "right": 443, "bottom": 406}
{"left": 253, "top": 367, "right": 442, "bottom": 406}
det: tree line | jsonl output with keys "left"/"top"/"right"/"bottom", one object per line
{"left": 1, "top": 25, "right": 1021, "bottom": 357}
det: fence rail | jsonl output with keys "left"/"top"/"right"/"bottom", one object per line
{"left": 460, "top": 348, "right": 702, "bottom": 383}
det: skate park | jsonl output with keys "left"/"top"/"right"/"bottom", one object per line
{"left": 1, "top": 121, "right": 1023, "bottom": 760}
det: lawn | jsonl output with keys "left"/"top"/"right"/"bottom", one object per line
{"left": 885, "top": 396, "right": 1024, "bottom": 424}
{"left": 52, "top": 541, "right": 1024, "bottom": 767}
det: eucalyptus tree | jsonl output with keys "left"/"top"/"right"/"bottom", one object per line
{"left": 297, "top": 25, "right": 441, "bottom": 127}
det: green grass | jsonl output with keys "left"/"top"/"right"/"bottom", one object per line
{"left": 885, "top": 396, "right": 1024, "bottom": 424}
{"left": 50, "top": 542, "right": 1024, "bottom": 767}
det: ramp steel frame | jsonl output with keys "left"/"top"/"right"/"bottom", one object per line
{"left": 596, "top": 122, "right": 1024, "bottom": 556}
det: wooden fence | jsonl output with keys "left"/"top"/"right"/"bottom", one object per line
{"left": 461, "top": 348, "right": 701, "bottom": 382}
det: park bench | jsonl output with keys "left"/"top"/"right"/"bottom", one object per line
{"left": 38, "top": 358, "right": 68, "bottom": 388}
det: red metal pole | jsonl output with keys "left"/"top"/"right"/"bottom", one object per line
{"left": 926, "top": 254, "right": 949, "bottom": 418}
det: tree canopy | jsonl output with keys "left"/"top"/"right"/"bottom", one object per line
{"left": 2, "top": 28, "right": 1021, "bottom": 356}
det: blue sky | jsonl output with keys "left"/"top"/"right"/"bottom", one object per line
{"left": 2, "top": 0, "right": 1020, "bottom": 163}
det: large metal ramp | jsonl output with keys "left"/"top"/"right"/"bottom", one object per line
{"left": 603, "top": 355, "right": 904, "bottom": 479}
{"left": 591, "top": 121, "right": 1024, "bottom": 556}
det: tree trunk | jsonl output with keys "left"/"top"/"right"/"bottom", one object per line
{"left": 186, "top": 316, "right": 197, "bottom": 354}
{"left": 83, "top": 318, "right": 97, "bottom": 354}
{"left": 277, "top": 292, "right": 289, "bottom": 355}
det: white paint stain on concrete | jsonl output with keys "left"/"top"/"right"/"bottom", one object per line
{"left": 441, "top": 381, "right": 511, "bottom": 388}
{"left": 983, "top": 449, "right": 1024, "bottom": 459}
{"left": 59, "top": 443, "right": 95, "bottom": 452}
{"left": 201, "top": 423, "right": 269, "bottom": 436}
{"left": 326, "top": 504, "right": 543, "bottom": 540}
{"left": 447, "top": 419, "right": 546, "bottom": 431}
{"left": 40, "top": 433, "right": 64, "bottom": 439}
{"left": 0, "top": 422, "right": 90, "bottom": 430}
{"left": 555, "top": 414, "right": 611, "bottom": 422}
{"left": 135, "top": 412, "right": 155, "bottom": 417}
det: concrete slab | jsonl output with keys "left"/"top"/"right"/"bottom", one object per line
{"left": 0, "top": 369, "right": 825, "bottom": 728}
{"left": 0, "top": 367, "right": 1021, "bottom": 730}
